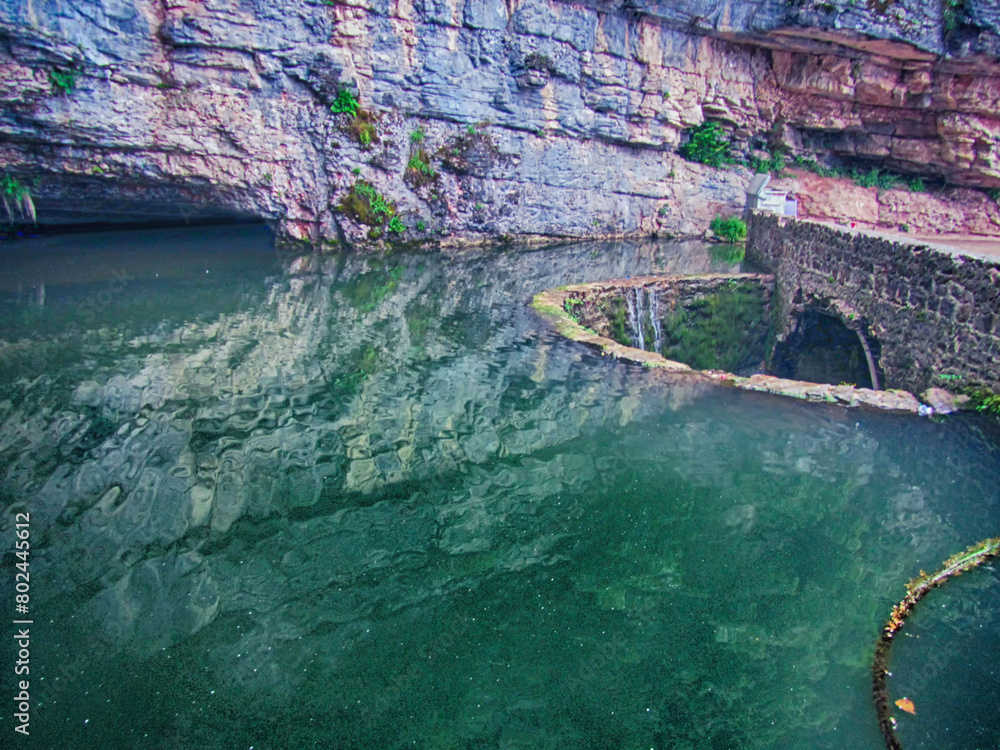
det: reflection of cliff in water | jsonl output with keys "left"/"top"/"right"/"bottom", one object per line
{"left": 0, "top": 228, "right": 729, "bottom": 648}
{"left": 0, "top": 226, "right": 998, "bottom": 750}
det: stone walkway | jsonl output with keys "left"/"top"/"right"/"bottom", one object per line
{"left": 813, "top": 220, "right": 1000, "bottom": 261}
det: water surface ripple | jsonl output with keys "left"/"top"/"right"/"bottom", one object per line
{"left": 0, "top": 226, "right": 998, "bottom": 749}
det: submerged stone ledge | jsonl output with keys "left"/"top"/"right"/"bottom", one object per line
{"left": 532, "top": 274, "right": 925, "bottom": 414}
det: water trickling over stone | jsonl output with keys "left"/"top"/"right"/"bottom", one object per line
{"left": 649, "top": 288, "right": 663, "bottom": 355}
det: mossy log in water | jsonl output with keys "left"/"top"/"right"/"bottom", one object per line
{"left": 871, "top": 536, "right": 1000, "bottom": 750}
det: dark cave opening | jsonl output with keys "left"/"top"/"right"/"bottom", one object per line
{"left": 771, "top": 309, "right": 883, "bottom": 389}
{"left": 2, "top": 175, "right": 265, "bottom": 239}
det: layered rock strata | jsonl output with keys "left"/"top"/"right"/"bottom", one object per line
{"left": 2, "top": 0, "right": 1000, "bottom": 244}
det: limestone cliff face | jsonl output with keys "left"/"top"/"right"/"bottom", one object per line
{"left": 2, "top": 0, "right": 1000, "bottom": 244}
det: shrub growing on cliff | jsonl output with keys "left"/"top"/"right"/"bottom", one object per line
{"left": 851, "top": 168, "right": 901, "bottom": 191}
{"left": 340, "top": 180, "right": 395, "bottom": 226}
{"left": 347, "top": 110, "right": 378, "bottom": 148}
{"left": 963, "top": 387, "right": 1000, "bottom": 415}
{"left": 747, "top": 150, "right": 786, "bottom": 176}
{"left": 710, "top": 215, "right": 747, "bottom": 243}
{"left": 793, "top": 156, "right": 846, "bottom": 178}
{"left": 679, "top": 122, "right": 733, "bottom": 168}
{"left": 943, "top": 0, "right": 968, "bottom": 34}
{"left": 48, "top": 68, "right": 77, "bottom": 95}
{"left": 330, "top": 87, "right": 359, "bottom": 117}
{"left": 1, "top": 175, "right": 36, "bottom": 224}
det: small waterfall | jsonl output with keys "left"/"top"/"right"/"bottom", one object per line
{"left": 632, "top": 287, "right": 645, "bottom": 351}
{"left": 648, "top": 288, "right": 661, "bottom": 354}
{"left": 625, "top": 289, "right": 639, "bottom": 350}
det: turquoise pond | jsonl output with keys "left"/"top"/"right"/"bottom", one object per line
{"left": 0, "top": 225, "right": 998, "bottom": 749}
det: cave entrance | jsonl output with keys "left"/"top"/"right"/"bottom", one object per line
{"left": 2, "top": 174, "right": 265, "bottom": 238}
{"left": 771, "top": 309, "right": 882, "bottom": 389}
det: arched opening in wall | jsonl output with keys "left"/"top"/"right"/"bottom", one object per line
{"left": 771, "top": 309, "right": 883, "bottom": 389}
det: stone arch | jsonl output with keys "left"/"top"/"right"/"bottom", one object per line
{"left": 770, "top": 307, "right": 884, "bottom": 389}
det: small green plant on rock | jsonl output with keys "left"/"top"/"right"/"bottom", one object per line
{"left": 709, "top": 215, "right": 747, "bottom": 243}
{"left": 563, "top": 297, "right": 584, "bottom": 322}
{"left": 679, "top": 121, "right": 733, "bottom": 168}
{"left": 405, "top": 148, "right": 438, "bottom": 188}
{"left": 388, "top": 215, "right": 405, "bottom": 234}
{"left": 1, "top": 174, "right": 36, "bottom": 223}
{"left": 348, "top": 111, "right": 378, "bottom": 147}
{"left": 330, "top": 87, "right": 359, "bottom": 117}
{"left": 330, "top": 87, "right": 379, "bottom": 148}
{"left": 339, "top": 179, "right": 398, "bottom": 230}
{"left": 410, "top": 127, "right": 426, "bottom": 143}
{"left": 408, "top": 155, "right": 434, "bottom": 176}
{"left": 48, "top": 68, "right": 77, "bottom": 95}
{"left": 967, "top": 388, "right": 1000, "bottom": 414}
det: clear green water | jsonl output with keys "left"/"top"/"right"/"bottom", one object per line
{"left": 0, "top": 226, "right": 998, "bottom": 749}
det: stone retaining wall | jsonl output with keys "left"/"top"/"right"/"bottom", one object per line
{"left": 566, "top": 275, "right": 774, "bottom": 375}
{"left": 747, "top": 212, "right": 1000, "bottom": 393}
{"left": 533, "top": 275, "right": 925, "bottom": 412}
